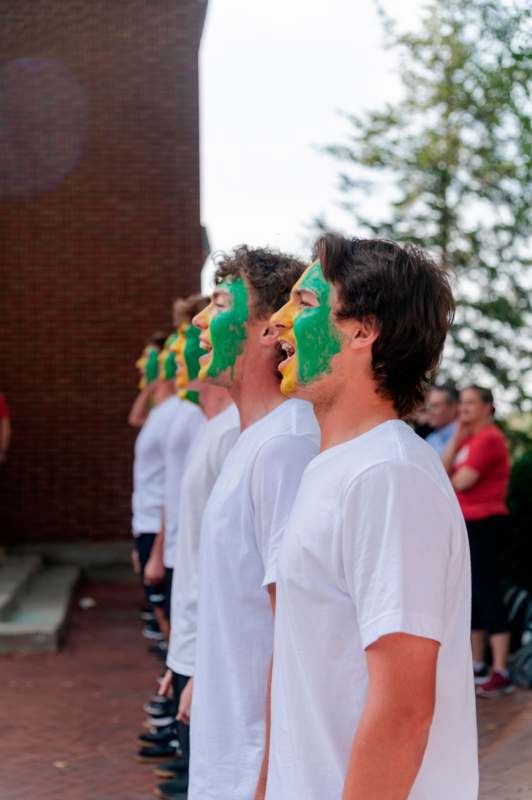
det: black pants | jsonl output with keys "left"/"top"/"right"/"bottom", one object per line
{"left": 135, "top": 533, "right": 165, "bottom": 607}
{"left": 172, "top": 671, "right": 190, "bottom": 767}
{"left": 467, "top": 515, "right": 509, "bottom": 635}
{"left": 163, "top": 567, "right": 173, "bottom": 620}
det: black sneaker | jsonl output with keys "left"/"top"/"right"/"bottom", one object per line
{"left": 155, "top": 775, "right": 189, "bottom": 798}
{"left": 136, "top": 740, "right": 179, "bottom": 761}
{"left": 138, "top": 723, "right": 177, "bottom": 745}
{"left": 153, "top": 757, "right": 188, "bottom": 778}
{"left": 144, "top": 700, "right": 175, "bottom": 717}
{"left": 144, "top": 714, "right": 176, "bottom": 728}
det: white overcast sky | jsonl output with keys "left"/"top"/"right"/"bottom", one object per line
{"left": 199, "top": 0, "right": 423, "bottom": 287}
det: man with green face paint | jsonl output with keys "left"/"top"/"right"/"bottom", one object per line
{"left": 272, "top": 260, "right": 342, "bottom": 397}
{"left": 142, "top": 297, "right": 209, "bottom": 635}
{"left": 264, "top": 235, "right": 477, "bottom": 800}
{"left": 185, "top": 246, "right": 320, "bottom": 800}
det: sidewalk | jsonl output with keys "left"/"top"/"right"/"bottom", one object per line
{"left": 0, "top": 577, "right": 531, "bottom": 799}
{"left": 0, "top": 579, "right": 166, "bottom": 800}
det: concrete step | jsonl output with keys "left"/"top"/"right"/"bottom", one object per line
{"left": 0, "top": 565, "right": 80, "bottom": 654}
{"left": 0, "top": 554, "right": 42, "bottom": 620}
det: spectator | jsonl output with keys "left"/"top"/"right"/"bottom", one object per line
{"left": 0, "top": 392, "right": 11, "bottom": 465}
{"left": 426, "top": 384, "right": 458, "bottom": 455}
{"left": 411, "top": 403, "right": 434, "bottom": 439}
{"left": 442, "top": 385, "right": 512, "bottom": 697}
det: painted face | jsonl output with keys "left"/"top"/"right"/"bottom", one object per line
{"left": 171, "top": 323, "right": 208, "bottom": 389}
{"left": 196, "top": 278, "right": 249, "bottom": 382}
{"left": 158, "top": 334, "right": 178, "bottom": 381}
{"left": 272, "top": 260, "right": 341, "bottom": 397}
{"left": 135, "top": 345, "right": 160, "bottom": 390}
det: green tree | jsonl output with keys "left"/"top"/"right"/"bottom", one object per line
{"left": 322, "top": 0, "right": 531, "bottom": 409}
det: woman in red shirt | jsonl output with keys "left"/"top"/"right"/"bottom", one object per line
{"left": 443, "top": 385, "right": 511, "bottom": 697}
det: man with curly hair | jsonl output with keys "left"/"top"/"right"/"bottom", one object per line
{"left": 261, "top": 235, "right": 478, "bottom": 800}
{"left": 185, "top": 246, "right": 320, "bottom": 800}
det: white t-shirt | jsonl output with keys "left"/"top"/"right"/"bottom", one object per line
{"left": 163, "top": 400, "right": 206, "bottom": 568}
{"left": 167, "top": 403, "right": 240, "bottom": 676}
{"left": 188, "top": 399, "right": 320, "bottom": 800}
{"left": 267, "top": 420, "right": 478, "bottom": 800}
{"left": 131, "top": 396, "right": 181, "bottom": 536}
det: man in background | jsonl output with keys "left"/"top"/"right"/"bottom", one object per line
{"left": 426, "top": 384, "right": 458, "bottom": 455}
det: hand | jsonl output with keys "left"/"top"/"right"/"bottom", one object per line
{"left": 144, "top": 553, "right": 165, "bottom": 585}
{"left": 131, "top": 548, "right": 140, "bottom": 574}
{"left": 177, "top": 677, "right": 193, "bottom": 725}
{"left": 158, "top": 668, "right": 173, "bottom": 699}
{"left": 454, "top": 417, "right": 472, "bottom": 447}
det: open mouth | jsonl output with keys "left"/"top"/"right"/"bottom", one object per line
{"left": 277, "top": 339, "right": 295, "bottom": 370}
{"left": 199, "top": 337, "right": 213, "bottom": 361}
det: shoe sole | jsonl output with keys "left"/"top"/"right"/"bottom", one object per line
{"left": 154, "top": 768, "right": 185, "bottom": 778}
{"left": 476, "top": 685, "right": 515, "bottom": 698}
{"left": 135, "top": 753, "right": 177, "bottom": 763}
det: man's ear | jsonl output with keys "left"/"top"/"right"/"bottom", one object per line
{"left": 259, "top": 323, "right": 279, "bottom": 348}
{"left": 349, "top": 317, "right": 379, "bottom": 350}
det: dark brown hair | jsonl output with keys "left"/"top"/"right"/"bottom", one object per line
{"left": 314, "top": 234, "right": 455, "bottom": 417}
{"left": 146, "top": 331, "right": 168, "bottom": 351}
{"left": 462, "top": 385, "right": 495, "bottom": 414}
{"left": 173, "top": 294, "right": 209, "bottom": 326}
{"left": 214, "top": 245, "right": 306, "bottom": 318}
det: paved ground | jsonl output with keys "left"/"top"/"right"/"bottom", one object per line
{"left": 1, "top": 577, "right": 532, "bottom": 799}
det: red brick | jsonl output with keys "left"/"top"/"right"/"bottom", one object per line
{"left": 0, "top": 0, "right": 207, "bottom": 542}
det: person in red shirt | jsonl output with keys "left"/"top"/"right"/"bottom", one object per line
{"left": 0, "top": 393, "right": 11, "bottom": 465}
{"left": 443, "top": 385, "right": 511, "bottom": 697}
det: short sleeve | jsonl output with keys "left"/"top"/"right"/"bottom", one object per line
{"left": 343, "top": 462, "right": 452, "bottom": 650}
{"left": 460, "top": 430, "right": 506, "bottom": 476}
{"left": 251, "top": 434, "right": 318, "bottom": 587}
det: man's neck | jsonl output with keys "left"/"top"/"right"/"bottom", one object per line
{"left": 230, "top": 374, "right": 285, "bottom": 431}
{"left": 153, "top": 381, "right": 175, "bottom": 406}
{"left": 197, "top": 383, "right": 233, "bottom": 421}
{"left": 314, "top": 380, "right": 397, "bottom": 452}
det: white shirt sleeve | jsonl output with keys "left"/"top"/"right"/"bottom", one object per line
{"left": 342, "top": 462, "right": 453, "bottom": 650}
{"left": 251, "top": 433, "right": 318, "bottom": 588}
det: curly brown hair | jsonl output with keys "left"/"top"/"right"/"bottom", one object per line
{"left": 173, "top": 294, "right": 210, "bottom": 326}
{"left": 314, "top": 233, "right": 455, "bottom": 417}
{"left": 213, "top": 245, "right": 306, "bottom": 318}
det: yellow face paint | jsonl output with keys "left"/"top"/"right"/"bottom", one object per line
{"left": 135, "top": 345, "right": 160, "bottom": 390}
{"left": 171, "top": 322, "right": 207, "bottom": 390}
{"left": 271, "top": 261, "right": 341, "bottom": 397}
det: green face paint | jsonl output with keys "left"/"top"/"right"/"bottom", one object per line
{"left": 183, "top": 325, "right": 205, "bottom": 382}
{"left": 201, "top": 278, "right": 249, "bottom": 381}
{"left": 293, "top": 261, "right": 341, "bottom": 385}
{"left": 145, "top": 347, "right": 161, "bottom": 385}
{"left": 159, "top": 334, "right": 178, "bottom": 381}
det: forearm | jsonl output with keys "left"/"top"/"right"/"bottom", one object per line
{"left": 255, "top": 658, "right": 272, "bottom": 800}
{"left": 128, "top": 386, "right": 153, "bottom": 427}
{"left": 441, "top": 434, "right": 460, "bottom": 474}
{"left": 343, "top": 706, "right": 431, "bottom": 799}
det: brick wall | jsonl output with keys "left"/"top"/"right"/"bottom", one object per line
{"left": 0, "top": 0, "right": 207, "bottom": 542}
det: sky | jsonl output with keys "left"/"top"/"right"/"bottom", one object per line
{"left": 199, "top": 0, "right": 423, "bottom": 288}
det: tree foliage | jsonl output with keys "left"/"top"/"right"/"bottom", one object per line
{"left": 322, "top": 0, "right": 531, "bottom": 409}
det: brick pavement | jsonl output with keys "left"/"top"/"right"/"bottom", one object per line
{"left": 0, "top": 578, "right": 170, "bottom": 800}
{"left": 1, "top": 577, "right": 532, "bottom": 799}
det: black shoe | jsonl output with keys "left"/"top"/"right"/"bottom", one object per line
{"left": 148, "top": 642, "right": 168, "bottom": 660}
{"left": 136, "top": 740, "right": 179, "bottom": 761}
{"left": 144, "top": 699, "right": 176, "bottom": 717}
{"left": 155, "top": 776, "right": 189, "bottom": 798}
{"left": 145, "top": 714, "right": 176, "bottom": 728}
{"left": 141, "top": 606, "right": 155, "bottom": 622}
{"left": 138, "top": 723, "right": 177, "bottom": 745}
{"left": 153, "top": 756, "right": 188, "bottom": 778}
